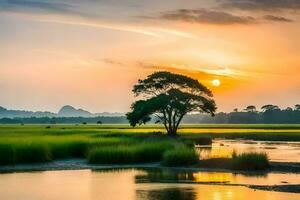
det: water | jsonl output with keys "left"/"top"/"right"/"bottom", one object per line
{"left": 0, "top": 169, "right": 300, "bottom": 200}
{"left": 197, "top": 140, "right": 300, "bottom": 162}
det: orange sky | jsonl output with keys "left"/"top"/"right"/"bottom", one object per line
{"left": 0, "top": 0, "right": 299, "bottom": 112}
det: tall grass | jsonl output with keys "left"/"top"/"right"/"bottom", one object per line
{"left": 48, "top": 140, "right": 89, "bottom": 159}
{"left": 162, "top": 146, "right": 199, "bottom": 166}
{"left": 14, "top": 142, "right": 52, "bottom": 163}
{"left": 0, "top": 137, "right": 91, "bottom": 165}
{"left": 0, "top": 143, "right": 15, "bottom": 165}
{"left": 232, "top": 152, "right": 269, "bottom": 170}
{"left": 88, "top": 142, "right": 173, "bottom": 164}
{"left": 0, "top": 142, "right": 51, "bottom": 164}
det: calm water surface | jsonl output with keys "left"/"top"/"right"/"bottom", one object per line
{"left": 0, "top": 169, "right": 300, "bottom": 200}
{"left": 198, "top": 140, "right": 300, "bottom": 162}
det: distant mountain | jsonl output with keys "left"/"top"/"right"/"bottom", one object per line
{"left": 58, "top": 105, "right": 93, "bottom": 117}
{"left": 0, "top": 106, "right": 6, "bottom": 112}
{"left": 0, "top": 107, "right": 56, "bottom": 118}
{"left": 94, "top": 112, "right": 124, "bottom": 117}
{"left": 0, "top": 105, "right": 125, "bottom": 118}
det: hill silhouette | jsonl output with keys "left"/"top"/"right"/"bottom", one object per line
{"left": 0, "top": 105, "right": 124, "bottom": 118}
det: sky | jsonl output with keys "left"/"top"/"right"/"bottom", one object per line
{"left": 0, "top": 0, "right": 299, "bottom": 113}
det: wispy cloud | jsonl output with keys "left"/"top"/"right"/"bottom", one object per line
{"left": 263, "top": 15, "right": 293, "bottom": 23}
{"left": 0, "top": 0, "right": 80, "bottom": 15}
{"left": 138, "top": 61, "right": 249, "bottom": 78}
{"left": 102, "top": 59, "right": 124, "bottom": 66}
{"left": 37, "top": 18, "right": 162, "bottom": 37}
{"left": 140, "top": 8, "right": 296, "bottom": 25}
{"left": 219, "top": 0, "right": 300, "bottom": 11}
{"left": 142, "top": 8, "right": 257, "bottom": 25}
{"left": 33, "top": 17, "right": 195, "bottom": 38}
{"left": 0, "top": 0, "right": 197, "bottom": 39}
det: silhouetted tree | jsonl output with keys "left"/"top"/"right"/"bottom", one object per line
{"left": 261, "top": 104, "right": 280, "bottom": 112}
{"left": 233, "top": 108, "right": 238, "bottom": 112}
{"left": 295, "top": 104, "right": 300, "bottom": 111}
{"left": 97, "top": 120, "right": 102, "bottom": 124}
{"left": 126, "top": 71, "right": 216, "bottom": 136}
{"left": 285, "top": 107, "right": 293, "bottom": 111}
{"left": 244, "top": 105, "right": 256, "bottom": 112}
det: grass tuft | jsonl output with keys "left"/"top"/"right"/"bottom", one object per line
{"left": 232, "top": 152, "right": 269, "bottom": 170}
{"left": 162, "top": 146, "right": 199, "bottom": 166}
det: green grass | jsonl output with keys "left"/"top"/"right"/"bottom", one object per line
{"left": 196, "top": 154, "right": 270, "bottom": 171}
{"left": 14, "top": 142, "right": 52, "bottom": 163}
{"left": 0, "top": 141, "right": 52, "bottom": 164}
{"left": 88, "top": 141, "right": 174, "bottom": 164}
{"left": 162, "top": 146, "right": 199, "bottom": 166}
{"left": 0, "top": 143, "right": 15, "bottom": 165}
{"left": 0, "top": 124, "right": 298, "bottom": 166}
{"left": 47, "top": 140, "right": 88, "bottom": 159}
{"left": 232, "top": 152, "right": 269, "bottom": 170}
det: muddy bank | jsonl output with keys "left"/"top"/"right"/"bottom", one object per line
{"left": 0, "top": 159, "right": 300, "bottom": 174}
{"left": 0, "top": 159, "right": 160, "bottom": 173}
{"left": 270, "top": 162, "right": 300, "bottom": 173}
{"left": 249, "top": 184, "right": 300, "bottom": 193}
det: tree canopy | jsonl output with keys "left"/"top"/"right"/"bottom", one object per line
{"left": 261, "top": 104, "right": 280, "bottom": 112}
{"left": 244, "top": 105, "right": 256, "bottom": 112}
{"left": 126, "top": 71, "right": 216, "bottom": 135}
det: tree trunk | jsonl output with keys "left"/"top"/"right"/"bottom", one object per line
{"left": 167, "top": 128, "right": 177, "bottom": 136}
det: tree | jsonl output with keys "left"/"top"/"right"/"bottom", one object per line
{"left": 244, "top": 105, "right": 256, "bottom": 112}
{"left": 261, "top": 104, "right": 280, "bottom": 112}
{"left": 126, "top": 71, "right": 217, "bottom": 136}
{"left": 295, "top": 104, "right": 300, "bottom": 111}
{"left": 285, "top": 107, "right": 293, "bottom": 111}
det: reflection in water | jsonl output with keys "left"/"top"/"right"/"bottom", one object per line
{"left": 137, "top": 187, "right": 196, "bottom": 200}
{"left": 197, "top": 140, "right": 300, "bottom": 162}
{"left": 0, "top": 169, "right": 300, "bottom": 200}
{"left": 135, "top": 168, "right": 271, "bottom": 185}
{"left": 136, "top": 168, "right": 195, "bottom": 183}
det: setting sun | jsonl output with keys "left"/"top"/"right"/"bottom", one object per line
{"left": 212, "top": 79, "right": 221, "bottom": 87}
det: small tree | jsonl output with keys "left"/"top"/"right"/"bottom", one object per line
{"left": 295, "top": 104, "right": 300, "bottom": 111}
{"left": 244, "top": 105, "right": 256, "bottom": 112}
{"left": 261, "top": 104, "right": 280, "bottom": 112}
{"left": 126, "top": 71, "right": 216, "bottom": 136}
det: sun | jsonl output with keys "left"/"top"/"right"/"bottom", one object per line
{"left": 212, "top": 79, "right": 221, "bottom": 87}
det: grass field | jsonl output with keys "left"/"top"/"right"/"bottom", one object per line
{"left": 0, "top": 124, "right": 299, "bottom": 166}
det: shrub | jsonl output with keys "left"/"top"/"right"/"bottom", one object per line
{"left": 134, "top": 142, "right": 173, "bottom": 162}
{"left": 162, "top": 146, "right": 199, "bottom": 166}
{"left": 232, "top": 152, "right": 269, "bottom": 170}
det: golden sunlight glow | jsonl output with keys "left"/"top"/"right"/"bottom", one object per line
{"left": 212, "top": 79, "right": 221, "bottom": 87}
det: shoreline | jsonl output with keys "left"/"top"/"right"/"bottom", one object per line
{"left": 1, "top": 159, "right": 299, "bottom": 174}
